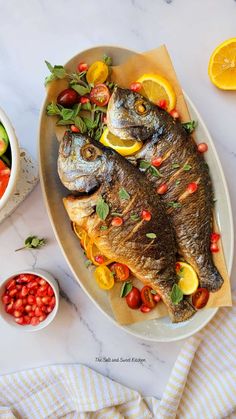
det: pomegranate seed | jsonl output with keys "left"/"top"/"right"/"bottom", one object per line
{"left": 77, "top": 62, "right": 88, "bottom": 72}
{"left": 31, "top": 317, "right": 40, "bottom": 326}
{"left": 9, "top": 288, "right": 18, "bottom": 297}
{"left": 50, "top": 297, "right": 56, "bottom": 307}
{"left": 41, "top": 305, "right": 47, "bottom": 313}
{"left": 14, "top": 299, "right": 23, "bottom": 310}
{"left": 71, "top": 125, "right": 80, "bottom": 133}
{"left": 80, "top": 96, "right": 90, "bottom": 104}
{"left": 157, "top": 183, "right": 168, "bottom": 195}
{"left": 175, "top": 262, "right": 181, "bottom": 271}
{"left": 130, "top": 82, "right": 142, "bottom": 92}
{"left": 21, "top": 286, "right": 28, "bottom": 297}
{"left": 27, "top": 295, "right": 35, "bottom": 305}
{"left": 95, "top": 255, "right": 105, "bottom": 264}
{"left": 47, "top": 306, "right": 53, "bottom": 313}
{"left": 35, "top": 307, "right": 43, "bottom": 317}
{"left": 27, "top": 281, "right": 38, "bottom": 289}
{"left": 47, "top": 286, "right": 54, "bottom": 297}
{"left": 36, "top": 296, "right": 43, "bottom": 307}
{"left": 22, "top": 298, "right": 27, "bottom": 305}
{"left": 37, "top": 285, "right": 48, "bottom": 297}
{"left": 153, "top": 294, "right": 161, "bottom": 303}
{"left": 210, "top": 232, "right": 220, "bottom": 243}
{"left": 5, "top": 302, "right": 14, "bottom": 314}
{"left": 16, "top": 284, "right": 22, "bottom": 290}
{"left": 170, "top": 109, "right": 179, "bottom": 119}
{"left": 158, "top": 99, "right": 167, "bottom": 109}
{"left": 210, "top": 243, "right": 219, "bottom": 253}
{"left": 39, "top": 314, "right": 47, "bottom": 322}
{"left": 32, "top": 304, "right": 36, "bottom": 311}
{"left": 15, "top": 317, "right": 24, "bottom": 325}
{"left": 140, "top": 305, "right": 152, "bottom": 313}
{"left": 24, "top": 315, "right": 31, "bottom": 325}
{"left": 187, "top": 182, "right": 198, "bottom": 194}
{"left": 18, "top": 274, "right": 35, "bottom": 283}
{"left": 6, "top": 279, "right": 16, "bottom": 290}
{"left": 111, "top": 217, "right": 123, "bottom": 227}
{"left": 39, "top": 279, "right": 47, "bottom": 286}
{"left": 141, "top": 210, "right": 152, "bottom": 221}
{"left": 197, "top": 143, "right": 208, "bottom": 153}
{"left": 152, "top": 157, "right": 163, "bottom": 167}
{"left": 2, "top": 295, "right": 11, "bottom": 305}
{"left": 28, "top": 311, "right": 35, "bottom": 318}
{"left": 25, "top": 305, "right": 32, "bottom": 313}
{"left": 13, "top": 310, "right": 22, "bottom": 318}
{"left": 41, "top": 296, "right": 51, "bottom": 305}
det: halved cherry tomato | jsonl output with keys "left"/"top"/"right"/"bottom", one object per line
{"left": 90, "top": 84, "right": 110, "bottom": 106}
{"left": 57, "top": 88, "right": 79, "bottom": 108}
{"left": 210, "top": 232, "right": 220, "bottom": 243}
{"left": 0, "top": 160, "right": 10, "bottom": 198}
{"left": 94, "top": 266, "right": 114, "bottom": 290}
{"left": 140, "top": 286, "right": 156, "bottom": 309}
{"left": 110, "top": 263, "right": 130, "bottom": 281}
{"left": 192, "top": 288, "right": 209, "bottom": 309}
{"left": 152, "top": 157, "right": 163, "bottom": 167}
{"left": 197, "top": 143, "right": 208, "bottom": 153}
{"left": 126, "top": 287, "right": 142, "bottom": 309}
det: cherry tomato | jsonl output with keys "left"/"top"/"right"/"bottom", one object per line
{"left": 130, "top": 82, "right": 142, "bottom": 92}
{"left": 187, "top": 182, "right": 198, "bottom": 194}
{"left": 110, "top": 263, "right": 130, "bottom": 281}
{"left": 197, "top": 143, "right": 208, "bottom": 153}
{"left": 71, "top": 125, "right": 80, "bottom": 133}
{"left": 210, "top": 243, "right": 220, "bottom": 253}
{"left": 170, "top": 109, "right": 179, "bottom": 119}
{"left": 95, "top": 255, "right": 105, "bottom": 265}
{"left": 210, "top": 232, "right": 220, "bottom": 243}
{"left": 126, "top": 287, "right": 142, "bottom": 309}
{"left": 192, "top": 288, "right": 209, "bottom": 309}
{"left": 140, "top": 286, "right": 156, "bottom": 309}
{"left": 157, "top": 183, "right": 168, "bottom": 195}
{"left": 158, "top": 99, "right": 167, "bottom": 109}
{"left": 77, "top": 62, "right": 88, "bottom": 72}
{"left": 0, "top": 160, "right": 10, "bottom": 198}
{"left": 111, "top": 216, "right": 123, "bottom": 226}
{"left": 94, "top": 266, "right": 114, "bottom": 290}
{"left": 90, "top": 84, "right": 110, "bottom": 106}
{"left": 80, "top": 96, "right": 90, "bottom": 104}
{"left": 57, "top": 88, "right": 79, "bottom": 108}
{"left": 141, "top": 210, "right": 152, "bottom": 221}
{"left": 152, "top": 157, "right": 163, "bottom": 167}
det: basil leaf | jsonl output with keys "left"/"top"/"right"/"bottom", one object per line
{"left": 149, "top": 166, "right": 162, "bottom": 178}
{"left": 71, "top": 84, "right": 90, "bottom": 96}
{"left": 146, "top": 233, "right": 157, "bottom": 239}
{"left": 61, "top": 108, "right": 75, "bottom": 121}
{"left": 75, "top": 116, "right": 87, "bottom": 133}
{"left": 183, "top": 164, "right": 192, "bottom": 171}
{"left": 182, "top": 120, "right": 197, "bottom": 134}
{"left": 170, "top": 284, "right": 183, "bottom": 305}
{"left": 130, "top": 214, "right": 140, "bottom": 221}
{"left": 139, "top": 160, "right": 150, "bottom": 170}
{"left": 120, "top": 281, "right": 133, "bottom": 298}
{"left": 119, "top": 188, "right": 130, "bottom": 200}
{"left": 172, "top": 163, "right": 180, "bottom": 169}
{"left": 96, "top": 196, "right": 109, "bottom": 220}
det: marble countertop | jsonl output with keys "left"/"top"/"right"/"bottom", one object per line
{"left": 0, "top": 0, "right": 235, "bottom": 399}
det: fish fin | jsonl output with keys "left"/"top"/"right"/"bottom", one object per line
{"left": 199, "top": 264, "right": 224, "bottom": 292}
{"left": 169, "top": 298, "right": 196, "bottom": 323}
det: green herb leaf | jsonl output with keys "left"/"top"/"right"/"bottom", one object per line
{"left": 103, "top": 54, "right": 112, "bottom": 66}
{"left": 15, "top": 235, "right": 46, "bottom": 252}
{"left": 81, "top": 102, "right": 92, "bottom": 111}
{"left": 151, "top": 289, "right": 157, "bottom": 295}
{"left": 83, "top": 117, "right": 98, "bottom": 130}
{"left": 120, "top": 281, "right": 133, "bottom": 298}
{"left": 149, "top": 166, "right": 162, "bottom": 178}
{"left": 172, "top": 163, "right": 180, "bottom": 169}
{"left": 44, "top": 61, "right": 67, "bottom": 85}
{"left": 119, "top": 188, "right": 130, "bottom": 201}
{"left": 146, "top": 233, "right": 157, "bottom": 239}
{"left": 139, "top": 160, "right": 151, "bottom": 170}
{"left": 111, "top": 212, "right": 123, "bottom": 217}
{"left": 175, "top": 180, "right": 181, "bottom": 186}
{"left": 85, "top": 259, "right": 92, "bottom": 268}
{"left": 74, "top": 116, "right": 87, "bottom": 133}
{"left": 61, "top": 108, "right": 75, "bottom": 121}
{"left": 94, "top": 106, "right": 107, "bottom": 113}
{"left": 45, "top": 60, "right": 54, "bottom": 72}
{"left": 96, "top": 196, "right": 109, "bottom": 220}
{"left": 170, "top": 284, "right": 183, "bottom": 304}
{"left": 167, "top": 201, "right": 182, "bottom": 209}
{"left": 71, "top": 84, "right": 90, "bottom": 96}
{"left": 56, "top": 119, "right": 74, "bottom": 126}
{"left": 130, "top": 214, "right": 140, "bottom": 221}
{"left": 182, "top": 120, "right": 197, "bottom": 134}
{"left": 46, "top": 102, "right": 62, "bottom": 116}
{"left": 183, "top": 164, "right": 192, "bottom": 171}
{"left": 100, "top": 225, "right": 108, "bottom": 231}
{"left": 72, "top": 103, "right": 82, "bottom": 117}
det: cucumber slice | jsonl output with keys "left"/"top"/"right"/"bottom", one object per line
{"left": 0, "top": 124, "right": 9, "bottom": 156}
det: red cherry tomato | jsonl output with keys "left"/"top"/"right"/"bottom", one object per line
{"left": 57, "top": 88, "right": 79, "bottom": 108}
{"left": 192, "top": 288, "right": 209, "bottom": 309}
{"left": 110, "top": 263, "right": 130, "bottom": 281}
{"left": 77, "top": 62, "right": 88, "bottom": 72}
{"left": 126, "top": 287, "right": 142, "bottom": 309}
{"left": 71, "top": 125, "right": 80, "bottom": 133}
{"left": 197, "top": 143, "right": 208, "bottom": 153}
{"left": 111, "top": 216, "right": 123, "bottom": 227}
{"left": 170, "top": 109, "right": 179, "bottom": 119}
{"left": 157, "top": 183, "right": 168, "bottom": 195}
{"left": 158, "top": 99, "right": 167, "bottom": 109}
{"left": 210, "top": 243, "right": 220, "bottom": 253}
{"left": 152, "top": 157, "right": 163, "bottom": 167}
{"left": 130, "top": 82, "right": 142, "bottom": 92}
{"left": 140, "top": 304, "right": 152, "bottom": 313}
{"left": 140, "top": 286, "right": 156, "bottom": 309}
{"left": 90, "top": 84, "right": 110, "bottom": 106}
{"left": 80, "top": 96, "right": 90, "bottom": 104}
{"left": 187, "top": 182, "right": 198, "bottom": 194}
{"left": 210, "top": 232, "right": 220, "bottom": 243}
{"left": 141, "top": 210, "right": 152, "bottom": 221}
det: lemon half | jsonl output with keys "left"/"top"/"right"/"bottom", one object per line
{"left": 100, "top": 128, "right": 143, "bottom": 156}
{"left": 177, "top": 261, "right": 199, "bottom": 295}
{"left": 208, "top": 38, "right": 236, "bottom": 90}
{"left": 137, "top": 73, "right": 176, "bottom": 111}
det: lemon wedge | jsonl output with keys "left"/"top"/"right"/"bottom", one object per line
{"left": 100, "top": 128, "right": 143, "bottom": 156}
{"left": 208, "top": 38, "right": 236, "bottom": 90}
{"left": 176, "top": 261, "right": 199, "bottom": 295}
{"left": 137, "top": 73, "right": 176, "bottom": 111}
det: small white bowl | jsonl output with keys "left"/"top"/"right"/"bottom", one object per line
{"left": 0, "top": 106, "right": 20, "bottom": 211}
{"left": 0, "top": 269, "right": 59, "bottom": 331}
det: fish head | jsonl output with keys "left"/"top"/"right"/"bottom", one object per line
{"left": 107, "top": 86, "right": 160, "bottom": 140}
{"left": 58, "top": 131, "right": 108, "bottom": 193}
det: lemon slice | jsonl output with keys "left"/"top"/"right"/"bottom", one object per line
{"left": 137, "top": 73, "right": 176, "bottom": 111}
{"left": 208, "top": 38, "right": 236, "bottom": 90}
{"left": 100, "top": 128, "right": 143, "bottom": 156}
{"left": 176, "top": 261, "right": 199, "bottom": 295}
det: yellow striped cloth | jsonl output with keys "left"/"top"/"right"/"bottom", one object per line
{"left": 0, "top": 293, "right": 235, "bottom": 419}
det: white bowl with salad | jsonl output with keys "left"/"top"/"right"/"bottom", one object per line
{"left": 0, "top": 107, "right": 20, "bottom": 211}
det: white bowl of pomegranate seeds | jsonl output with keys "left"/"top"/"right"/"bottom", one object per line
{"left": 0, "top": 269, "right": 59, "bottom": 331}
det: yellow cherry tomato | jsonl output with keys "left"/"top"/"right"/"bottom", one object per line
{"left": 86, "top": 61, "right": 109, "bottom": 85}
{"left": 94, "top": 265, "right": 114, "bottom": 290}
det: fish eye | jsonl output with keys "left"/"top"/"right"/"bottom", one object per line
{"left": 134, "top": 99, "right": 149, "bottom": 115}
{"left": 81, "top": 144, "right": 100, "bottom": 161}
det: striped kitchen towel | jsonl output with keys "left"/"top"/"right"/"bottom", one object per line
{"left": 0, "top": 292, "right": 235, "bottom": 419}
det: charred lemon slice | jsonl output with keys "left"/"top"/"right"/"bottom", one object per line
{"left": 137, "top": 73, "right": 176, "bottom": 111}
{"left": 100, "top": 128, "right": 143, "bottom": 156}
{"left": 176, "top": 261, "right": 199, "bottom": 295}
{"left": 208, "top": 38, "right": 236, "bottom": 90}
{"left": 86, "top": 61, "right": 109, "bottom": 85}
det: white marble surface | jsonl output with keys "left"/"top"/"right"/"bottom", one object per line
{"left": 0, "top": 0, "right": 235, "bottom": 399}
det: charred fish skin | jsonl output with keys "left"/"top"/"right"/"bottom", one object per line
{"left": 107, "top": 87, "right": 223, "bottom": 292}
{"left": 59, "top": 131, "right": 195, "bottom": 323}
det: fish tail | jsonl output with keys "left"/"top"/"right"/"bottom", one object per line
{"left": 169, "top": 298, "right": 196, "bottom": 323}
{"left": 199, "top": 264, "right": 224, "bottom": 292}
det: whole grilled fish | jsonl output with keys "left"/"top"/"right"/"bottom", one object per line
{"left": 58, "top": 131, "right": 195, "bottom": 322}
{"left": 107, "top": 87, "right": 223, "bottom": 292}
